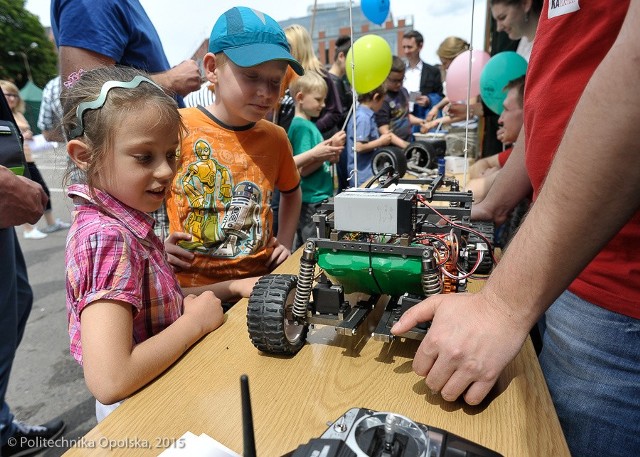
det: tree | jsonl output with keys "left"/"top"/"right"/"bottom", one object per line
{"left": 0, "top": 0, "right": 58, "bottom": 88}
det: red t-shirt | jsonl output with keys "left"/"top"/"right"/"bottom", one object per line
{"left": 497, "top": 147, "right": 513, "bottom": 167}
{"left": 525, "top": 0, "right": 639, "bottom": 319}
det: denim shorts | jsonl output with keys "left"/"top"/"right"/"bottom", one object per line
{"left": 539, "top": 290, "right": 640, "bottom": 457}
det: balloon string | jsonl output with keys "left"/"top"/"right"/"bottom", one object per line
{"left": 348, "top": 0, "right": 358, "bottom": 188}
{"left": 462, "top": 0, "right": 476, "bottom": 190}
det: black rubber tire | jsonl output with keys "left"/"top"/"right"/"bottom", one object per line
{"left": 404, "top": 140, "right": 435, "bottom": 169}
{"left": 247, "top": 274, "right": 308, "bottom": 355}
{"left": 467, "top": 221, "right": 495, "bottom": 275}
{"left": 371, "top": 146, "right": 408, "bottom": 177}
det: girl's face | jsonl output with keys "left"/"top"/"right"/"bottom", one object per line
{"left": 211, "top": 58, "right": 288, "bottom": 126}
{"left": 298, "top": 89, "right": 326, "bottom": 119}
{"left": 491, "top": 3, "right": 527, "bottom": 40}
{"left": 97, "top": 106, "right": 179, "bottom": 213}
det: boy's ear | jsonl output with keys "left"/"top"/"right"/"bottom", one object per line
{"left": 67, "top": 139, "right": 91, "bottom": 171}
{"left": 294, "top": 90, "right": 305, "bottom": 103}
{"left": 202, "top": 52, "right": 217, "bottom": 84}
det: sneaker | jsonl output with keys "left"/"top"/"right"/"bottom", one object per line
{"left": 1, "top": 419, "right": 66, "bottom": 457}
{"left": 41, "top": 219, "right": 71, "bottom": 234}
{"left": 23, "top": 228, "right": 47, "bottom": 240}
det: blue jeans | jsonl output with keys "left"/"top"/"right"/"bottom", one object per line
{"left": 0, "top": 228, "right": 33, "bottom": 445}
{"left": 539, "top": 290, "right": 640, "bottom": 457}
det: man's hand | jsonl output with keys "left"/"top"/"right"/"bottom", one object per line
{"left": 158, "top": 60, "right": 202, "bottom": 97}
{"left": 0, "top": 167, "right": 48, "bottom": 228}
{"left": 391, "top": 290, "right": 530, "bottom": 404}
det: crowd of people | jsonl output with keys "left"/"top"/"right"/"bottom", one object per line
{"left": 1, "top": 1, "right": 638, "bottom": 456}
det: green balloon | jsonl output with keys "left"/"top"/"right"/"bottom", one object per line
{"left": 480, "top": 51, "right": 528, "bottom": 115}
{"left": 346, "top": 34, "right": 392, "bottom": 94}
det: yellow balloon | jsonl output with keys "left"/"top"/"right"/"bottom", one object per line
{"left": 346, "top": 34, "right": 393, "bottom": 94}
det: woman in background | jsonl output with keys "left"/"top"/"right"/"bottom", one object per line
{"left": 0, "top": 80, "right": 70, "bottom": 239}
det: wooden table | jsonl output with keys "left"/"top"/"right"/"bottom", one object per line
{"left": 64, "top": 251, "right": 569, "bottom": 457}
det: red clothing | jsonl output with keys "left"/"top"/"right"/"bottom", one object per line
{"left": 497, "top": 147, "right": 513, "bottom": 167}
{"left": 525, "top": 0, "right": 639, "bottom": 318}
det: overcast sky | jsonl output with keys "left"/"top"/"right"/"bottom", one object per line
{"left": 25, "top": 0, "right": 488, "bottom": 66}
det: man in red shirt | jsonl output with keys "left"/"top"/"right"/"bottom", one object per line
{"left": 393, "top": 2, "right": 639, "bottom": 456}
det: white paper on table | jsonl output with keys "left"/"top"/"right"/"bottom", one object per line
{"left": 158, "top": 431, "right": 241, "bottom": 457}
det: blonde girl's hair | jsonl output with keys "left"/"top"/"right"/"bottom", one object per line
{"left": 0, "top": 80, "right": 26, "bottom": 113}
{"left": 285, "top": 24, "right": 323, "bottom": 73}
{"left": 436, "top": 36, "right": 471, "bottom": 61}
{"left": 289, "top": 70, "right": 327, "bottom": 99}
{"left": 60, "top": 66, "right": 184, "bottom": 194}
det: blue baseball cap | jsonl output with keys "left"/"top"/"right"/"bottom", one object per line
{"left": 209, "top": 7, "right": 304, "bottom": 76}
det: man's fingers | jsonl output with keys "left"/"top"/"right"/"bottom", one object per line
{"left": 391, "top": 297, "right": 438, "bottom": 334}
{"left": 463, "top": 380, "right": 495, "bottom": 406}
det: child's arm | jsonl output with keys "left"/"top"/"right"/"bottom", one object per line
{"left": 276, "top": 187, "right": 302, "bottom": 252}
{"left": 295, "top": 139, "right": 343, "bottom": 177}
{"left": 378, "top": 125, "right": 409, "bottom": 149}
{"left": 182, "top": 277, "right": 259, "bottom": 302}
{"left": 80, "top": 292, "right": 223, "bottom": 405}
{"left": 354, "top": 132, "right": 393, "bottom": 154}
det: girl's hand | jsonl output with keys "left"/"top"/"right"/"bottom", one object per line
{"left": 182, "top": 291, "right": 224, "bottom": 334}
{"left": 266, "top": 236, "right": 291, "bottom": 270}
{"left": 165, "top": 232, "right": 195, "bottom": 271}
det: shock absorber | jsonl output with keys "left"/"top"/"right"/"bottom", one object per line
{"left": 421, "top": 246, "right": 442, "bottom": 296}
{"left": 292, "top": 240, "right": 317, "bottom": 320}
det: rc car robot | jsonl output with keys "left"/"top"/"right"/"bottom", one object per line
{"left": 247, "top": 170, "right": 495, "bottom": 355}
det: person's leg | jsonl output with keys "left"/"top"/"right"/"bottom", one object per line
{"left": 0, "top": 228, "right": 34, "bottom": 443}
{"left": 0, "top": 229, "right": 65, "bottom": 456}
{"left": 540, "top": 290, "right": 640, "bottom": 457}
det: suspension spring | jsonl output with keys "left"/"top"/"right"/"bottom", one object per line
{"left": 292, "top": 240, "right": 317, "bottom": 320}
{"left": 421, "top": 247, "right": 442, "bottom": 296}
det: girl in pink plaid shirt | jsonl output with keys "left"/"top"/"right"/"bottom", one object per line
{"left": 61, "top": 67, "right": 231, "bottom": 421}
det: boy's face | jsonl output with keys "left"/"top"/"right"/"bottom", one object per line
{"left": 297, "top": 89, "right": 326, "bottom": 118}
{"left": 211, "top": 56, "right": 288, "bottom": 126}
{"left": 385, "top": 71, "right": 405, "bottom": 93}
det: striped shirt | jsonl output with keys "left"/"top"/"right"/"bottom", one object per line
{"left": 65, "top": 184, "right": 183, "bottom": 364}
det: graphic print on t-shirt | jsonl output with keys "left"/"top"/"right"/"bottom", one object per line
{"left": 177, "top": 138, "right": 264, "bottom": 258}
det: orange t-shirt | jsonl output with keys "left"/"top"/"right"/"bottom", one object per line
{"left": 166, "top": 107, "right": 300, "bottom": 286}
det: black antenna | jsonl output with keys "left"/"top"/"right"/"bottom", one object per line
{"left": 241, "top": 375, "right": 257, "bottom": 457}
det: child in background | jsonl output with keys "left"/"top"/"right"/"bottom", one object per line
{"left": 165, "top": 7, "right": 303, "bottom": 291}
{"left": 344, "top": 85, "right": 393, "bottom": 187}
{"left": 61, "top": 66, "right": 224, "bottom": 421}
{"left": 288, "top": 72, "right": 345, "bottom": 248}
{"left": 374, "top": 56, "right": 424, "bottom": 147}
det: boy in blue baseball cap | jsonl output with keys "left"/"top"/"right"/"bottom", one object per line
{"left": 165, "top": 7, "right": 304, "bottom": 297}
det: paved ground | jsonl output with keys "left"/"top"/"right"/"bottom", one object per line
{"left": 7, "top": 145, "right": 96, "bottom": 456}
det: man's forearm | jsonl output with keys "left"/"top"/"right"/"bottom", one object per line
{"left": 482, "top": 3, "right": 640, "bottom": 324}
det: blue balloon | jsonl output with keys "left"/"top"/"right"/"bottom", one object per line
{"left": 479, "top": 52, "right": 528, "bottom": 115}
{"left": 361, "top": 0, "right": 390, "bottom": 25}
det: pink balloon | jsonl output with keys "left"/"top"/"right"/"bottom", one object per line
{"left": 445, "top": 50, "right": 490, "bottom": 103}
